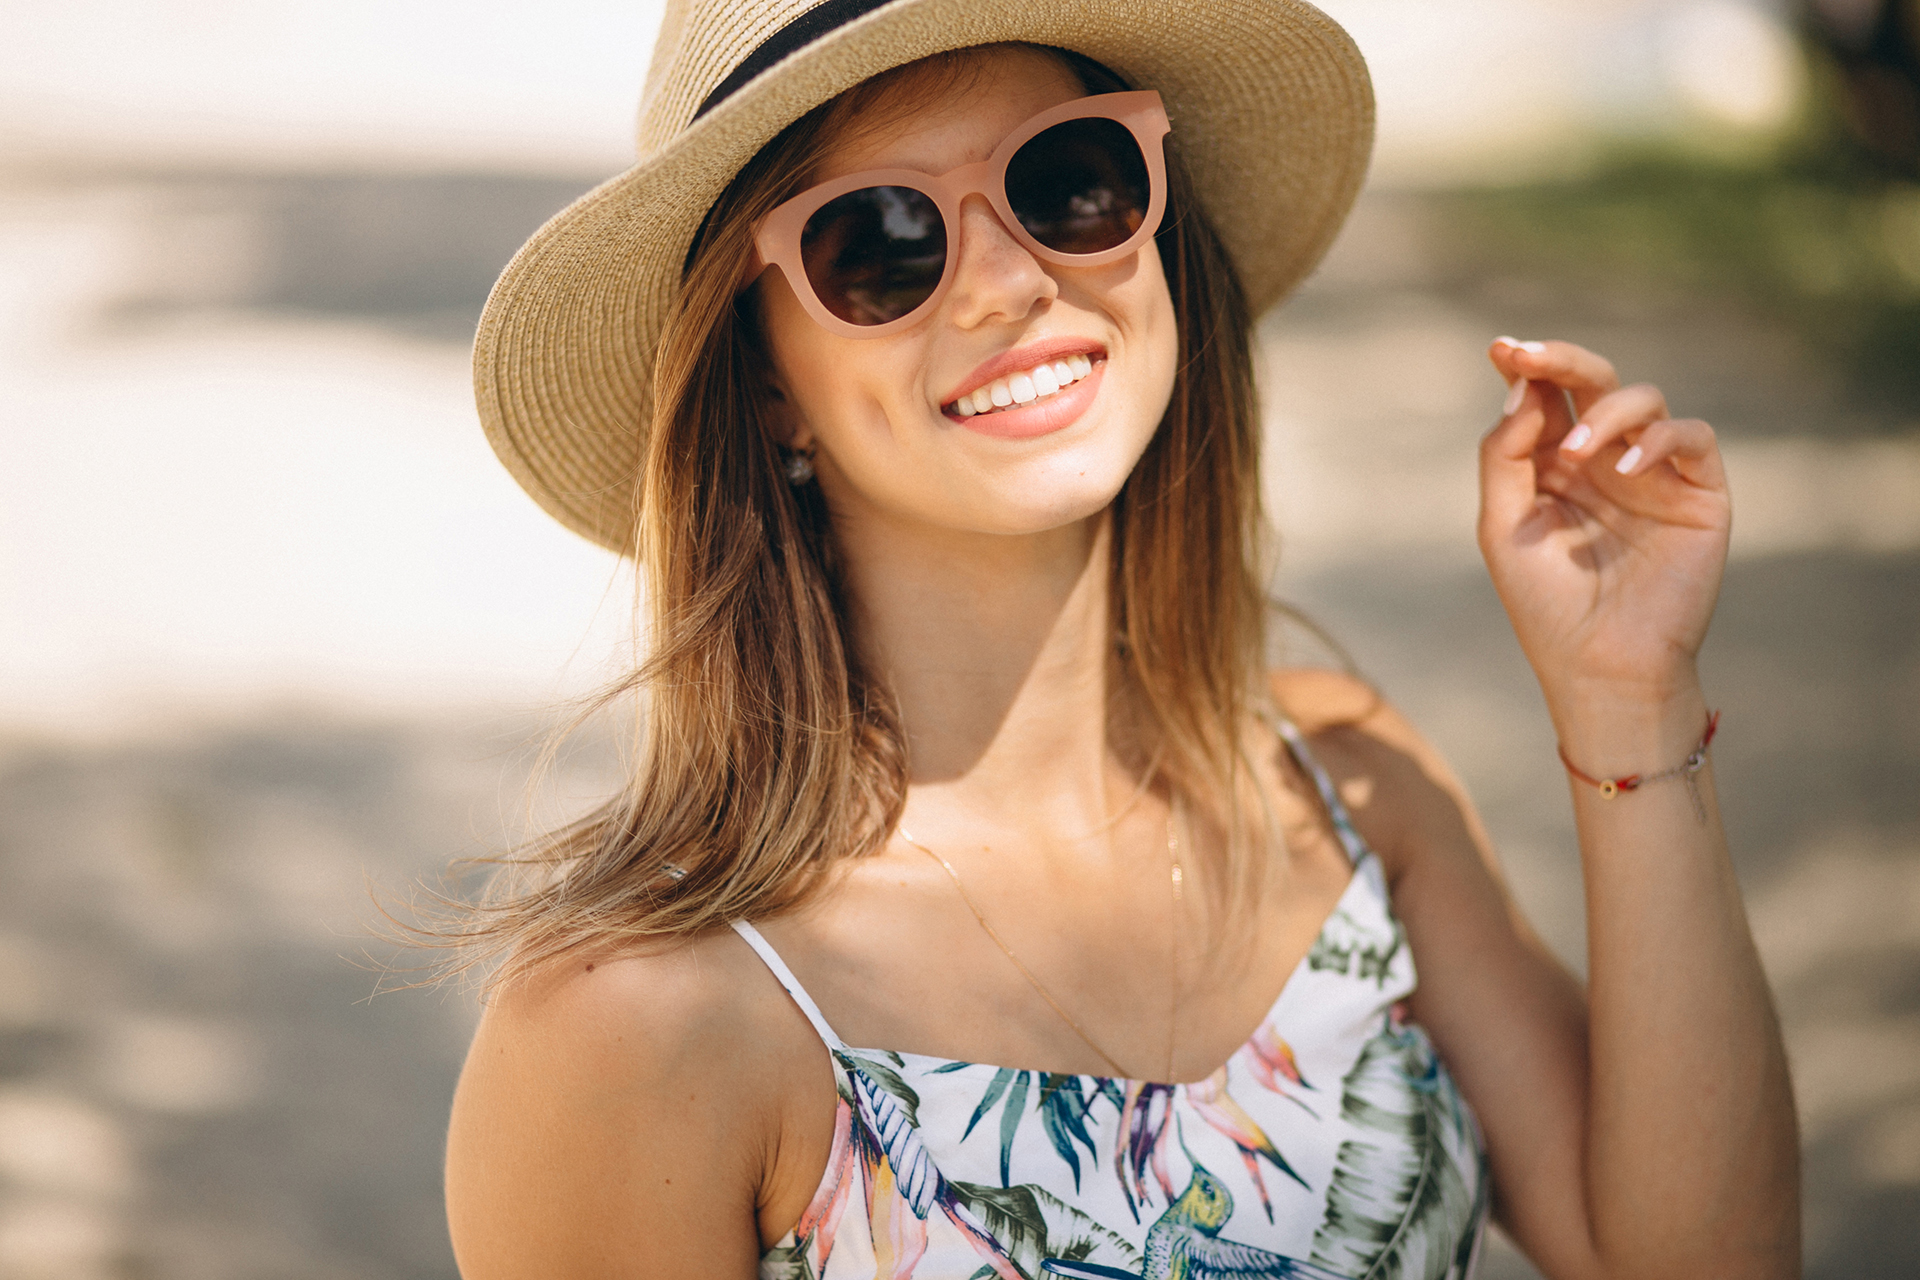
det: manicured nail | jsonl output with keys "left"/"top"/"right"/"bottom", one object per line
{"left": 1494, "top": 334, "right": 1520, "bottom": 348}
{"left": 1503, "top": 378, "right": 1527, "bottom": 416}
{"left": 1516, "top": 340, "right": 1547, "bottom": 354}
{"left": 1615, "top": 444, "right": 1643, "bottom": 474}
{"left": 1561, "top": 422, "right": 1592, "bottom": 452}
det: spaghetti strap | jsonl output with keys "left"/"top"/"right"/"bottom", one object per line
{"left": 1262, "top": 708, "right": 1371, "bottom": 867}
{"left": 729, "top": 920, "right": 848, "bottom": 1051}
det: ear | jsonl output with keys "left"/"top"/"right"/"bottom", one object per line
{"left": 761, "top": 370, "right": 814, "bottom": 452}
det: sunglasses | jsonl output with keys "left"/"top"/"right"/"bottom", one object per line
{"left": 745, "top": 91, "right": 1170, "bottom": 338}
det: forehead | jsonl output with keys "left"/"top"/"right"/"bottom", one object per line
{"left": 813, "top": 47, "right": 1085, "bottom": 181}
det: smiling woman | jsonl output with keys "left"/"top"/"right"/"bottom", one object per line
{"left": 439, "top": 2, "right": 1799, "bottom": 1278}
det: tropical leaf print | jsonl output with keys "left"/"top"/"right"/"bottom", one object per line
{"left": 947, "top": 1180, "right": 1144, "bottom": 1279}
{"left": 946, "top": 1183, "right": 1049, "bottom": 1276}
{"left": 838, "top": 1058, "right": 1032, "bottom": 1280}
{"left": 1304, "top": 908, "right": 1404, "bottom": 987}
{"left": 961, "top": 1067, "right": 1123, "bottom": 1190}
{"left": 843, "top": 1050, "right": 923, "bottom": 1127}
{"left": 1003, "top": 1072, "right": 1032, "bottom": 1187}
{"left": 1308, "top": 1017, "right": 1479, "bottom": 1280}
{"left": 849, "top": 1063, "right": 939, "bottom": 1219}
{"left": 963, "top": 1066, "right": 1015, "bottom": 1138}
{"left": 1038, "top": 1074, "right": 1115, "bottom": 1192}
{"left": 933, "top": 1187, "right": 1030, "bottom": 1280}
{"left": 758, "top": 1241, "right": 817, "bottom": 1280}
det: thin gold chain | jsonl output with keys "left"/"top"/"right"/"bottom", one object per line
{"left": 900, "top": 815, "right": 1183, "bottom": 1082}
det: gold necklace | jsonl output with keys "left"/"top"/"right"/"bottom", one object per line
{"left": 899, "top": 813, "right": 1183, "bottom": 1082}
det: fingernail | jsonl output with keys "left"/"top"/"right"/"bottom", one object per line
{"left": 1561, "top": 422, "right": 1592, "bottom": 452}
{"left": 1516, "top": 340, "right": 1547, "bottom": 354}
{"left": 1494, "top": 334, "right": 1520, "bottom": 348}
{"left": 1503, "top": 378, "right": 1527, "bottom": 416}
{"left": 1615, "top": 444, "right": 1643, "bottom": 474}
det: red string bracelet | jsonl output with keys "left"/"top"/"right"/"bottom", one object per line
{"left": 1558, "top": 710, "right": 1720, "bottom": 821}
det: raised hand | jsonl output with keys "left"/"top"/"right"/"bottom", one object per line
{"left": 1477, "top": 338, "right": 1730, "bottom": 726}
{"left": 1459, "top": 339, "right": 1798, "bottom": 1278}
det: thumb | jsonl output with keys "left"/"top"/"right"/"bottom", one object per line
{"left": 1478, "top": 377, "right": 1549, "bottom": 545}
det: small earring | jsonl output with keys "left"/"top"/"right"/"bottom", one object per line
{"left": 783, "top": 449, "right": 815, "bottom": 485}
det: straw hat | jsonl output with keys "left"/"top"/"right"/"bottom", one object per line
{"left": 475, "top": 0, "right": 1373, "bottom": 554}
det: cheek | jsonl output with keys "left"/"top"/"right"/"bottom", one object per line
{"left": 1119, "top": 256, "right": 1180, "bottom": 425}
{"left": 760, "top": 275, "right": 921, "bottom": 442}
{"left": 1147, "top": 255, "right": 1179, "bottom": 351}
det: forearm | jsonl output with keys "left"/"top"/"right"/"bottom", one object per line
{"left": 1552, "top": 679, "right": 1799, "bottom": 1276}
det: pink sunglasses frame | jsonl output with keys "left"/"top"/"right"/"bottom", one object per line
{"left": 743, "top": 90, "right": 1170, "bottom": 339}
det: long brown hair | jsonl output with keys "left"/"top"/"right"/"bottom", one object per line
{"left": 442, "top": 45, "right": 1268, "bottom": 983}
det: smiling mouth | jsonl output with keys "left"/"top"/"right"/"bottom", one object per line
{"left": 944, "top": 354, "right": 1098, "bottom": 417}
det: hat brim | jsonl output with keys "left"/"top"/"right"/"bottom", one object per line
{"left": 474, "top": 0, "right": 1373, "bottom": 554}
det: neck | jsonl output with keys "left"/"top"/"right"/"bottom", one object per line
{"left": 836, "top": 506, "right": 1128, "bottom": 842}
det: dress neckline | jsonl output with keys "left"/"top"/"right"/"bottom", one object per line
{"left": 736, "top": 849, "right": 1379, "bottom": 1089}
{"left": 731, "top": 711, "right": 1384, "bottom": 1086}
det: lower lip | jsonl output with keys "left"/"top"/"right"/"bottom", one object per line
{"left": 946, "top": 362, "right": 1105, "bottom": 439}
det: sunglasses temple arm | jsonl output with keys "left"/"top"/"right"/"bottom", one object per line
{"left": 735, "top": 243, "right": 772, "bottom": 296}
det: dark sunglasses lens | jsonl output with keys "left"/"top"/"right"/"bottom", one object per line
{"left": 1006, "top": 117, "right": 1151, "bottom": 255}
{"left": 799, "top": 185, "right": 946, "bottom": 325}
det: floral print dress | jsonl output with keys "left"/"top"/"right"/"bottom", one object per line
{"left": 735, "top": 723, "right": 1488, "bottom": 1280}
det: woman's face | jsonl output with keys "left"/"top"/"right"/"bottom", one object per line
{"left": 756, "top": 48, "right": 1179, "bottom": 540}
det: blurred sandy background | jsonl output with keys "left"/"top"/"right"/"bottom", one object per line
{"left": 2, "top": 1, "right": 1917, "bottom": 1276}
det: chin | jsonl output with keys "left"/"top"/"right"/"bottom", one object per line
{"left": 963, "top": 462, "right": 1138, "bottom": 536}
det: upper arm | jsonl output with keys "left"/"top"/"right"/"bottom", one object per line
{"left": 1271, "top": 669, "right": 1605, "bottom": 1277}
{"left": 444, "top": 937, "right": 822, "bottom": 1280}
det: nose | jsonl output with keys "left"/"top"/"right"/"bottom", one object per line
{"left": 941, "top": 193, "right": 1057, "bottom": 330}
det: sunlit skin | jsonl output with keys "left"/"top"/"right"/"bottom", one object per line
{"left": 443, "top": 47, "right": 1798, "bottom": 1280}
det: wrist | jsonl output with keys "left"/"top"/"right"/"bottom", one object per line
{"left": 1545, "top": 677, "right": 1712, "bottom": 779}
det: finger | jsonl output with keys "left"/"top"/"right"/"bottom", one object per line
{"left": 1488, "top": 338, "right": 1584, "bottom": 454}
{"left": 1612, "top": 417, "right": 1725, "bottom": 489}
{"left": 1487, "top": 336, "right": 1533, "bottom": 389}
{"left": 1556, "top": 382, "right": 1669, "bottom": 462}
{"left": 1491, "top": 337, "right": 1621, "bottom": 419}
{"left": 1478, "top": 379, "right": 1554, "bottom": 539}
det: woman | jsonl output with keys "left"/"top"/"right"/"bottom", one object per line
{"left": 443, "top": 2, "right": 1799, "bottom": 1276}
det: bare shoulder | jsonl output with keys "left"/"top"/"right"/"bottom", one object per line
{"left": 445, "top": 928, "right": 829, "bottom": 1279}
{"left": 461, "top": 928, "right": 793, "bottom": 1085}
{"left": 1266, "top": 667, "right": 1485, "bottom": 879}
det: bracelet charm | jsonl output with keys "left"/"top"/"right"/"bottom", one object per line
{"left": 1559, "top": 711, "right": 1720, "bottom": 822}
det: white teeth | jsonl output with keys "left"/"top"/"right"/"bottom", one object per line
{"left": 948, "top": 354, "right": 1099, "bottom": 416}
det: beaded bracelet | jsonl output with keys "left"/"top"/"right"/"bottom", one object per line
{"left": 1558, "top": 710, "right": 1720, "bottom": 822}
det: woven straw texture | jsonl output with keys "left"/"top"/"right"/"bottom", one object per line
{"left": 474, "top": 0, "right": 1373, "bottom": 553}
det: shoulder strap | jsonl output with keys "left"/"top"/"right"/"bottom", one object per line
{"left": 1261, "top": 709, "right": 1371, "bottom": 867}
{"left": 729, "top": 920, "right": 848, "bottom": 1051}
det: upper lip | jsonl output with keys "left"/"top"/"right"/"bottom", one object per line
{"left": 940, "top": 338, "right": 1108, "bottom": 407}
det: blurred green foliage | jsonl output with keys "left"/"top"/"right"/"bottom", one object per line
{"left": 1437, "top": 148, "right": 1920, "bottom": 414}
{"left": 1439, "top": 7, "right": 1920, "bottom": 419}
